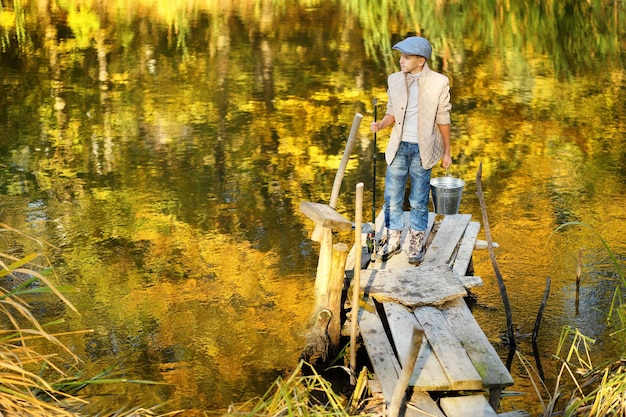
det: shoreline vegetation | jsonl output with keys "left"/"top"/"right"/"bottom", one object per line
{"left": 1, "top": 220, "right": 624, "bottom": 416}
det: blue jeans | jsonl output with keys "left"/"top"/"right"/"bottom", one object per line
{"left": 383, "top": 141, "right": 431, "bottom": 231}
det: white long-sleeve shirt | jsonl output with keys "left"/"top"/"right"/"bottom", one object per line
{"left": 401, "top": 73, "right": 422, "bottom": 143}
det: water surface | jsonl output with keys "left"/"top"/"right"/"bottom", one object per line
{"left": 1, "top": 1, "right": 625, "bottom": 414}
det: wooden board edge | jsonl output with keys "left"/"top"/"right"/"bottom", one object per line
{"left": 441, "top": 298, "right": 515, "bottom": 388}
{"left": 358, "top": 301, "right": 401, "bottom": 403}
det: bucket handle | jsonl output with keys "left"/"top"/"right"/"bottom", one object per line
{"left": 441, "top": 168, "right": 450, "bottom": 190}
{"left": 443, "top": 168, "right": 451, "bottom": 189}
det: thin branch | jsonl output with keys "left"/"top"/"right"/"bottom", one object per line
{"left": 533, "top": 276, "right": 551, "bottom": 382}
{"left": 475, "top": 163, "right": 516, "bottom": 368}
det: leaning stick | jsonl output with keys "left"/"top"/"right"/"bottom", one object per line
{"left": 311, "top": 113, "right": 362, "bottom": 243}
{"left": 329, "top": 114, "right": 363, "bottom": 209}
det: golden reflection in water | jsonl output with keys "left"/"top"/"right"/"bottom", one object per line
{"left": 0, "top": 0, "right": 625, "bottom": 414}
{"left": 61, "top": 210, "right": 316, "bottom": 411}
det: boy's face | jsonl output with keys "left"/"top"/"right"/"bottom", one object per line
{"left": 399, "top": 54, "right": 426, "bottom": 74}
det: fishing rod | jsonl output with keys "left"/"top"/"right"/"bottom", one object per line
{"left": 372, "top": 97, "right": 377, "bottom": 225}
{"left": 368, "top": 97, "right": 378, "bottom": 256}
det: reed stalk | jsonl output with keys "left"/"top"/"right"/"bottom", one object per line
{"left": 0, "top": 223, "right": 172, "bottom": 416}
{"left": 516, "top": 223, "right": 626, "bottom": 416}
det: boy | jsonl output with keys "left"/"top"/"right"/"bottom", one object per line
{"left": 370, "top": 36, "right": 452, "bottom": 263}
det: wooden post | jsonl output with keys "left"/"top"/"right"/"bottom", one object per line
{"left": 299, "top": 204, "right": 352, "bottom": 363}
{"left": 328, "top": 242, "right": 348, "bottom": 354}
{"left": 314, "top": 227, "right": 334, "bottom": 308}
{"left": 350, "top": 183, "right": 364, "bottom": 372}
{"left": 298, "top": 114, "right": 361, "bottom": 361}
{"left": 300, "top": 226, "right": 335, "bottom": 363}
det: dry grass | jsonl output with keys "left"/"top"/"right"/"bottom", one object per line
{"left": 223, "top": 361, "right": 381, "bottom": 417}
{"left": 0, "top": 223, "right": 83, "bottom": 416}
{"left": 0, "top": 222, "right": 177, "bottom": 417}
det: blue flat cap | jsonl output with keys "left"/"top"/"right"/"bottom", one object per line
{"left": 392, "top": 36, "right": 432, "bottom": 59}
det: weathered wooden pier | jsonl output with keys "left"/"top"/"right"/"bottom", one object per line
{"left": 299, "top": 113, "right": 528, "bottom": 416}
{"left": 301, "top": 202, "right": 529, "bottom": 416}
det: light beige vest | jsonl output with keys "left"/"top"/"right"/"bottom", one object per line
{"left": 383, "top": 63, "right": 451, "bottom": 169}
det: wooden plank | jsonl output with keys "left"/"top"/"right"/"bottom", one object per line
{"left": 459, "top": 275, "right": 483, "bottom": 289}
{"left": 413, "top": 306, "right": 483, "bottom": 390}
{"left": 422, "top": 214, "right": 471, "bottom": 267}
{"left": 383, "top": 303, "right": 451, "bottom": 390}
{"left": 358, "top": 301, "right": 401, "bottom": 402}
{"left": 452, "top": 221, "right": 480, "bottom": 277}
{"left": 441, "top": 298, "right": 515, "bottom": 388}
{"left": 475, "top": 239, "right": 499, "bottom": 249}
{"left": 368, "top": 378, "right": 383, "bottom": 395}
{"left": 407, "top": 391, "right": 446, "bottom": 417}
{"left": 299, "top": 201, "right": 352, "bottom": 231}
{"left": 440, "top": 395, "right": 498, "bottom": 417}
{"left": 360, "top": 264, "right": 467, "bottom": 308}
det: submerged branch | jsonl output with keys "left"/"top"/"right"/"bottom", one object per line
{"left": 533, "top": 277, "right": 551, "bottom": 382}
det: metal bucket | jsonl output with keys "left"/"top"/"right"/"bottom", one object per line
{"left": 430, "top": 176, "right": 465, "bottom": 215}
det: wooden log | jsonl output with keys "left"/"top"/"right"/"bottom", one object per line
{"left": 302, "top": 237, "right": 347, "bottom": 363}
{"left": 328, "top": 242, "right": 348, "bottom": 355}
{"left": 301, "top": 312, "right": 331, "bottom": 361}
{"left": 314, "top": 226, "right": 334, "bottom": 307}
{"left": 303, "top": 225, "right": 335, "bottom": 362}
